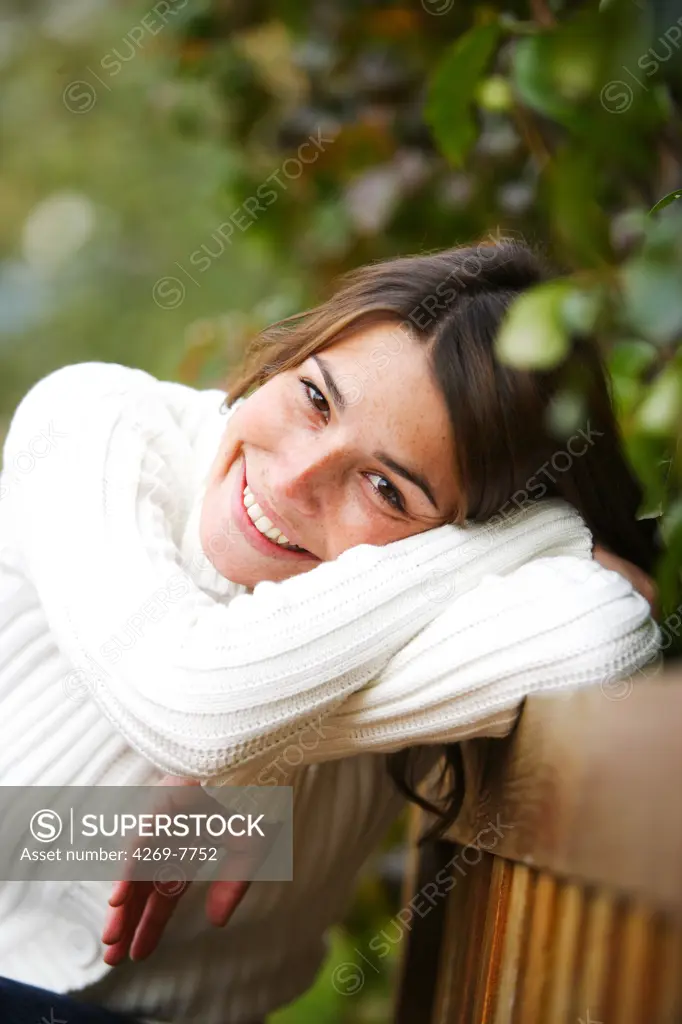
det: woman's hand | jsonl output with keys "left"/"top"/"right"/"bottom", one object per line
{"left": 593, "top": 544, "right": 658, "bottom": 619}
{"left": 101, "top": 775, "right": 251, "bottom": 965}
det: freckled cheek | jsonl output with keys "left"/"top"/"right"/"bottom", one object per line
{"left": 231, "top": 400, "right": 292, "bottom": 467}
{"left": 324, "top": 505, "right": 384, "bottom": 558}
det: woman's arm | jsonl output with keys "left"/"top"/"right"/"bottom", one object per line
{"left": 593, "top": 543, "right": 658, "bottom": 617}
{"left": 4, "top": 363, "right": 652, "bottom": 782}
{"left": 205, "top": 553, "right": 659, "bottom": 785}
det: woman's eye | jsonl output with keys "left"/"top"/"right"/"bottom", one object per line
{"left": 365, "top": 473, "right": 406, "bottom": 514}
{"left": 299, "top": 378, "right": 329, "bottom": 418}
{"left": 298, "top": 377, "right": 406, "bottom": 515}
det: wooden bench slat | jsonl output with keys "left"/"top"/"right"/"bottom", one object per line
{"left": 573, "top": 890, "right": 615, "bottom": 1021}
{"left": 490, "top": 863, "right": 530, "bottom": 1024}
{"left": 394, "top": 666, "right": 682, "bottom": 1022}
{"left": 434, "top": 676, "right": 682, "bottom": 915}
{"left": 544, "top": 882, "right": 583, "bottom": 1021}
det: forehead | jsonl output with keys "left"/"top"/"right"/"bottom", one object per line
{"left": 322, "top": 321, "right": 444, "bottom": 416}
{"left": 318, "top": 322, "right": 458, "bottom": 507}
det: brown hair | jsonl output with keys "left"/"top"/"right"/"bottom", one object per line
{"left": 223, "top": 236, "right": 659, "bottom": 840}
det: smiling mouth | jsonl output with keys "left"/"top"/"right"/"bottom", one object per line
{"left": 238, "top": 457, "right": 314, "bottom": 559}
{"left": 243, "top": 487, "right": 309, "bottom": 552}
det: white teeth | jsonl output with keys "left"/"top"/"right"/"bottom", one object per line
{"left": 243, "top": 483, "right": 301, "bottom": 549}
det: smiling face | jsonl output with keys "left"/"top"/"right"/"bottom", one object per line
{"left": 199, "top": 321, "right": 460, "bottom": 587}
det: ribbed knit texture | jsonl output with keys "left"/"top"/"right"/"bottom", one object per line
{"left": 0, "top": 362, "right": 660, "bottom": 1024}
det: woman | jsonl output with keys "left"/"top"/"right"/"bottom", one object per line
{"left": 0, "top": 239, "right": 659, "bottom": 1024}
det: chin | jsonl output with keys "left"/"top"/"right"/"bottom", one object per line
{"left": 198, "top": 506, "right": 250, "bottom": 585}
{"left": 198, "top": 506, "right": 309, "bottom": 587}
{"left": 208, "top": 548, "right": 312, "bottom": 588}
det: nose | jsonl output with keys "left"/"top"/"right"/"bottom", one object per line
{"left": 272, "top": 438, "right": 347, "bottom": 518}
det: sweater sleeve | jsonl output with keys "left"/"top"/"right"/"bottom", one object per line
{"left": 285, "top": 556, "right": 660, "bottom": 752}
{"left": 205, "top": 554, "right": 660, "bottom": 786}
{"left": 4, "top": 361, "right": 644, "bottom": 781}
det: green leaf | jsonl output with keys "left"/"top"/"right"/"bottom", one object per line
{"left": 547, "top": 146, "right": 611, "bottom": 266}
{"left": 635, "top": 365, "right": 682, "bottom": 437}
{"left": 621, "top": 256, "right": 682, "bottom": 343}
{"left": 625, "top": 433, "right": 673, "bottom": 516}
{"left": 512, "top": 33, "right": 580, "bottom": 127}
{"left": 495, "top": 281, "right": 573, "bottom": 370}
{"left": 608, "top": 339, "right": 658, "bottom": 416}
{"left": 512, "top": 2, "right": 663, "bottom": 165}
{"left": 649, "top": 190, "right": 682, "bottom": 216}
{"left": 640, "top": 203, "right": 682, "bottom": 258}
{"left": 511, "top": 7, "right": 608, "bottom": 131}
{"left": 657, "top": 505, "right": 682, "bottom": 631}
{"left": 560, "top": 286, "right": 603, "bottom": 333}
{"left": 611, "top": 375, "right": 643, "bottom": 420}
{"left": 426, "top": 20, "right": 502, "bottom": 169}
{"left": 660, "top": 497, "right": 682, "bottom": 547}
{"left": 608, "top": 339, "right": 658, "bottom": 380}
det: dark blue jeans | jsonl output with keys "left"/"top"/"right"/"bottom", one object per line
{"left": 0, "top": 977, "right": 144, "bottom": 1024}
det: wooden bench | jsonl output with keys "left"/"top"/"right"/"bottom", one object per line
{"left": 394, "top": 668, "right": 682, "bottom": 1024}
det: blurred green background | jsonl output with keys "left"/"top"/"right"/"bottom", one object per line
{"left": 1, "top": 0, "right": 681, "bottom": 1020}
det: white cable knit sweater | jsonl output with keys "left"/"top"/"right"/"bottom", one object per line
{"left": 0, "top": 362, "right": 659, "bottom": 1024}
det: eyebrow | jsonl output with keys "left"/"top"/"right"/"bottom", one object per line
{"left": 311, "top": 353, "right": 440, "bottom": 511}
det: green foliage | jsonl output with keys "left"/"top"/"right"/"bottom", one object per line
{"left": 495, "top": 279, "right": 574, "bottom": 369}
{"left": 650, "top": 188, "right": 682, "bottom": 215}
{"left": 426, "top": 18, "right": 503, "bottom": 167}
{"left": 2, "top": 1, "right": 682, "bottom": 1019}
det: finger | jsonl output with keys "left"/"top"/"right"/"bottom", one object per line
{"left": 103, "top": 943, "right": 126, "bottom": 968}
{"left": 108, "top": 879, "right": 135, "bottom": 908}
{"left": 103, "top": 935, "right": 135, "bottom": 968}
{"left": 205, "top": 879, "right": 251, "bottom": 928}
{"left": 101, "top": 884, "right": 150, "bottom": 965}
{"left": 128, "top": 884, "right": 190, "bottom": 961}
{"left": 102, "top": 883, "right": 149, "bottom": 947}
{"left": 102, "top": 903, "right": 128, "bottom": 946}
{"left": 108, "top": 824, "right": 150, "bottom": 906}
